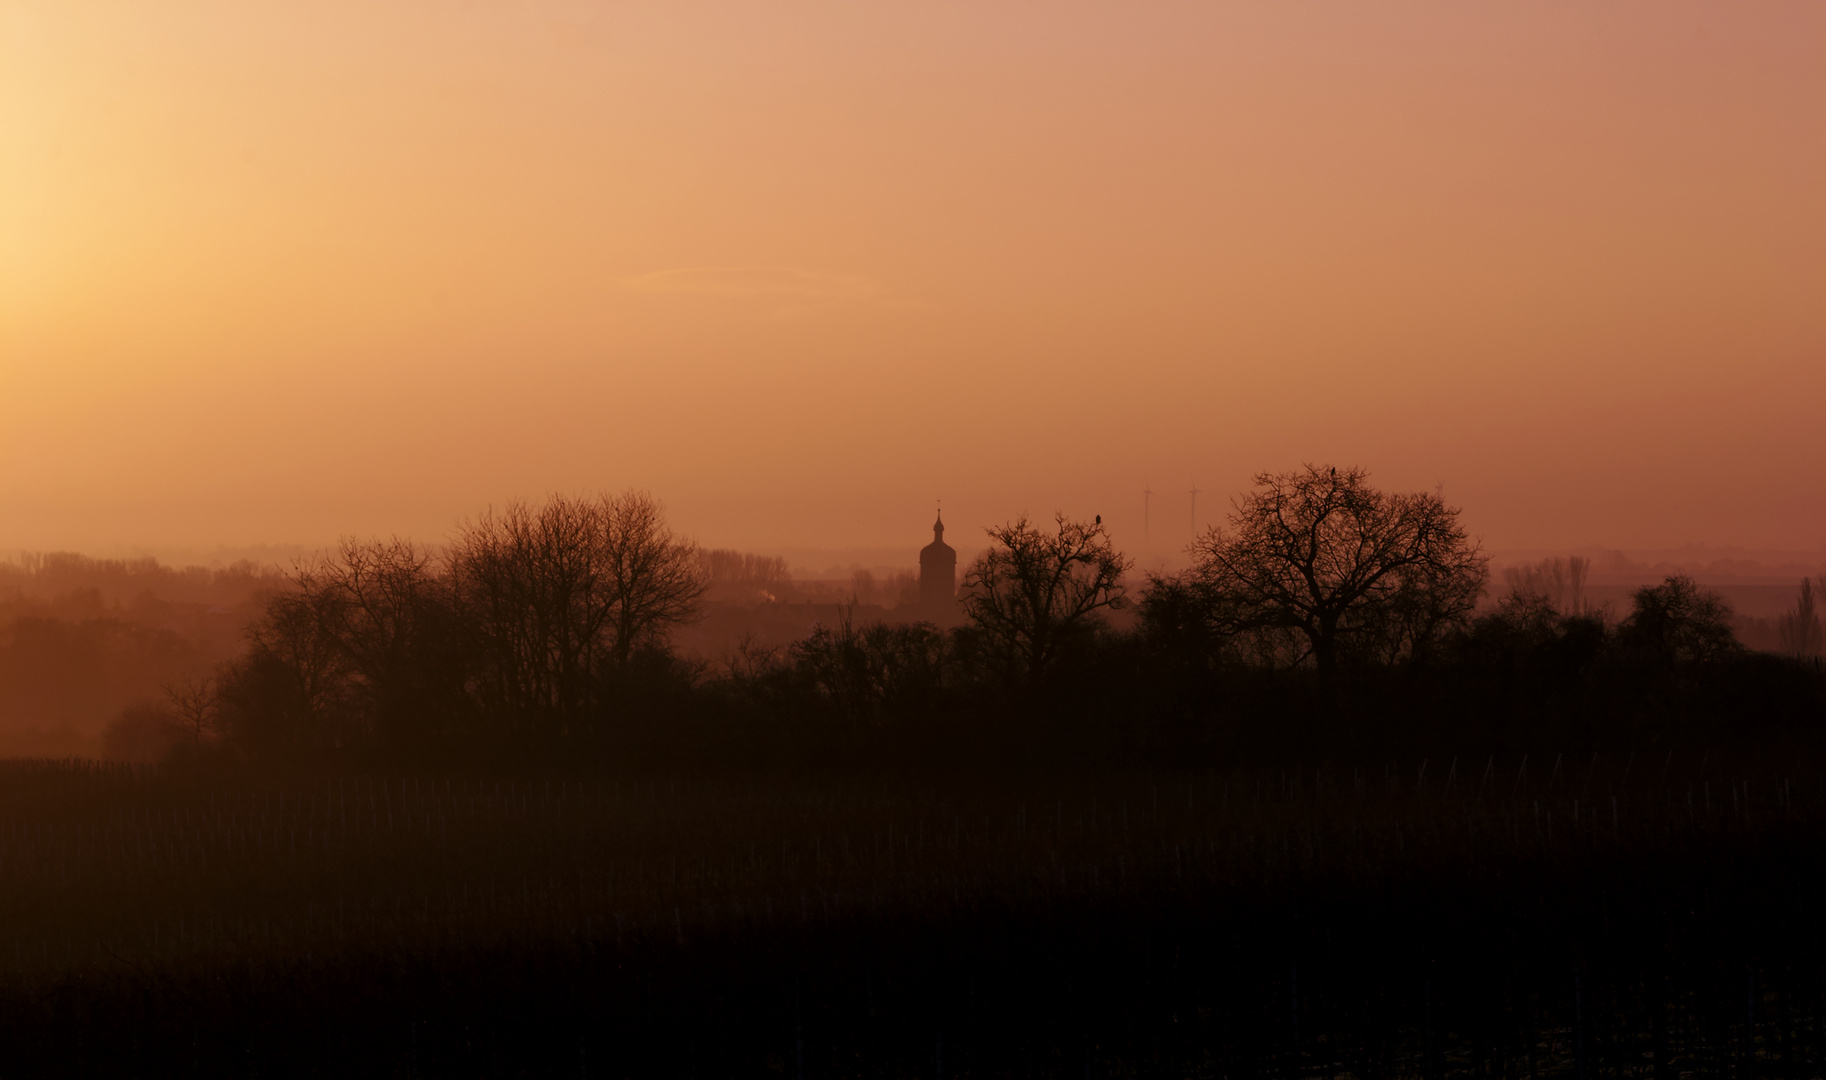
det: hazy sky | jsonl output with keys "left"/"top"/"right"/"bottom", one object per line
{"left": 5, "top": 1, "right": 1824, "bottom": 565}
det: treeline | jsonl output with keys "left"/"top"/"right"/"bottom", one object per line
{"left": 0, "top": 551, "right": 282, "bottom": 610}
{"left": 116, "top": 469, "right": 1826, "bottom": 771}
{"left": 0, "top": 554, "right": 281, "bottom": 752}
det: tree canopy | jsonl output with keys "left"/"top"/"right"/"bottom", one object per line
{"left": 961, "top": 513, "right": 1130, "bottom": 684}
{"left": 1158, "top": 465, "right": 1487, "bottom": 676}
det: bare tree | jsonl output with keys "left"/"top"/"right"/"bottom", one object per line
{"left": 849, "top": 569, "right": 875, "bottom": 603}
{"left": 1172, "top": 465, "right": 1488, "bottom": 677}
{"left": 697, "top": 549, "right": 791, "bottom": 603}
{"left": 1617, "top": 575, "right": 1739, "bottom": 667}
{"left": 1567, "top": 555, "right": 1590, "bottom": 616}
{"left": 722, "top": 632, "right": 786, "bottom": 685}
{"left": 162, "top": 673, "right": 217, "bottom": 746}
{"left": 451, "top": 497, "right": 617, "bottom": 734}
{"left": 601, "top": 490, "right": 708, "bottom": 668}
{"left": 792, "top": 604, "right": 950, "bottom": 724}
{"left": 249, "top": 586, "right": 354, "bottom": 721}
{"left": 449, "top": 491, "right": 705, "bottom": 734}
{"left": 838, "top": 569, "right": 919, "bottom": 608}
{"left": 300, "top": 537, "right": 461, "bottom": 742}
{"left": 216, "top": 578, "right": 359, "bottom": 754}
{"left": 1502, "top": 555, "right": 1592, "bottom": 617}
{"left": 1778, "top": 576, "right": 1823, "bottom": 659}
{"left": 961, "top": 513, "right": 1131, "bottom": 683}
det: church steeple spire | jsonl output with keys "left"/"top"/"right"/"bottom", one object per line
{"left": 919, "top": 505, "right": 957, "bottom": 617}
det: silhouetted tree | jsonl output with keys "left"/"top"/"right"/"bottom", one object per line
{"left": 1778, "top": 577, "right": 1823, "bottom": 660}
{"left": 217, "top": 583, "right": 356, "bottom": 756}
{"left": 792, "top": 606, "right": 950, "bottom": 725}
{"left": 450, "top": 491, "right": 704, "bottom": 736}
{"left": 842, "top": 569, "right": 920, "bottom": 609}
{"left": 161, "top": 673, "right": 218, "bottom": 746}
{"left": 601, "top": 492, "right": 708, "bottom": 669}
{"left": 961, "top": 513, "right": 1130, "bottom": 684}
{"left": 1165, "top": 465, "right": 1487, "bottom": 677}
{"left": 298, "top": 538, "right": 465, "bottom": 746}
{"left": 698, "top": 549, "right": 792, "bottom": 603}
{"left": 1615, "top": 575, "right": 1740, "bottom": 668}
{"left": 1503, "top": 555, "right": 1591, "bottom": 617}
{"left": 452, "top": 497, "right": 602, "bottom": 735}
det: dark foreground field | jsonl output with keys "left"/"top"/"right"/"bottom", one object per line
{"left": 2, "top": 753, "right": 1824, "bottom": 1077}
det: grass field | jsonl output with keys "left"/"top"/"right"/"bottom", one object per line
{"left": 1, "top": 752, "right": 1822, "bottom": 1076}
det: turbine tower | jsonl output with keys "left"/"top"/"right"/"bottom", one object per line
{"left": 1142, "top": 483, "right": 1154, "bottom": 551}
{"left": 1189, "top": 482, "right": 1201, "bottom": 542}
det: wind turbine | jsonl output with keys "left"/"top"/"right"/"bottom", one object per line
{"left": 1189, "top": 482, "right": 1201, "bottom": 542}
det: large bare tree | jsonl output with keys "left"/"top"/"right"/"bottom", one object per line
{"left": 1174, "top": 465, "right": 1487, "bottom": 677}
{"left": 1778, "top": 577, "right": 1823, "bottom": 660}
{"left": 961, "top": 512, "right": 1131, "bottom": 683}
{"left": 450, "top": 491, "right": 705, "bottom": 733}
{"left": 217, "top": 578, "right": 358, "bottom": 754}
{"left": 297, "top": 537, "right": 460, "bottom": 742}
{"left": 601, "top": 491, "right": 709, "bottom": 668}
{"left": 452, "top": 497, "right": 606, "bottom": 732}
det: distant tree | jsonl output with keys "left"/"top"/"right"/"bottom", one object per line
{"left": 792, "top": 606, "right": 950, "bottom": 724}
{"left": 452, "top": 496, "right": 609, "bottom": 735}
{"left": 103, "top": 700, "right": 187, "bottom": 763}
{"left": 722, "top": 632, "right": 787, "bottom": 686}
{"left": 1615, "top": 575, "right": 1740, "bottom": 668}
{"left": 217, "top": 582, "right": 357, "bottom": 756}
{"left": 450, "top": 491, "right": 704, "bottom": 735}
{"left": 1776, "top": 576, "right": 1822, "bottom": 660}
{"left": 1567, "top": 555, "right": 1591, "bottom": 616}
{"left": 1502, "top": 555, "right": 1591, "bottom": 617}
{"left": 600, "top": 491, "right": 708, "bottom": 669}
{"left": 961, "top": 513, "right": 1130, "bottom": 684}
{"left": 298, "top": 538, "right": 465, "bottom": 746}
{"left": 1487, "top": 589, "right": 1566, "bottom": 642}
{"left": 1165, "top": 465, "right": 1488, "bottom": 677}
{"left": 1452, "top": 583, "right": 1612, "bottom": 691}
{"left": 850, "top": 569, "right": 879, "bottom": 606}
{"left": 842, "top": 569, "right": 919, "bottom": 609}
{"left": 162, "top": 673, "right": 218, "bottom": 746}
{"left": 698, "top": 549, "right": 791, "bottom": 603}
{"left": 890, "top": 570, "right": 920, "bottom": 608}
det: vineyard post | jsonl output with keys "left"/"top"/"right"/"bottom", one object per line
{"left": 1423, "top": 977, "right": 1439, "bottom": 1080}
{"left": 1744, "top": 966, "right": 1757, "bottom": 1080}
{"left": 1574, "top": 970, "right": 1586, "bottom": 1080}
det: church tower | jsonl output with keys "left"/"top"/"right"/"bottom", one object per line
{"left": 918, "top": 511, "right": 957, "bottom": 613}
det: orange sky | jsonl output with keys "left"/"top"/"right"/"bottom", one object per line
{"left": 4, "top": 1, "right": 1824, "bottom": 568}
